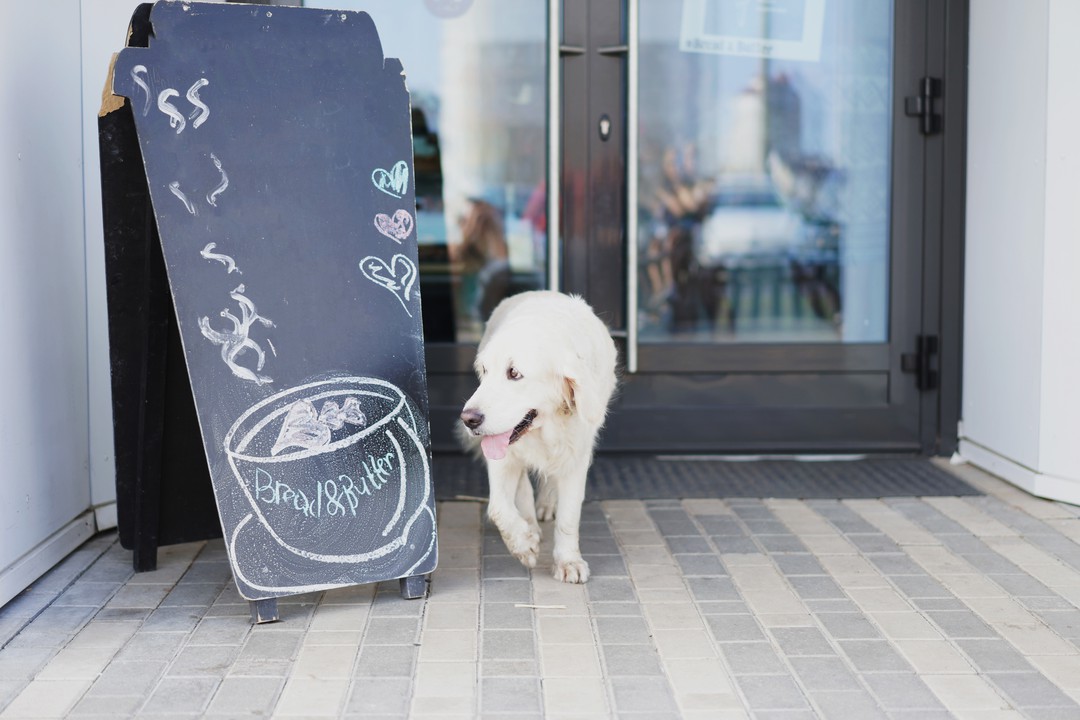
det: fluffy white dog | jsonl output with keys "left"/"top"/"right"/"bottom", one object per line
{"left": 460, "top": 291, "right": 618, "bottom": 583}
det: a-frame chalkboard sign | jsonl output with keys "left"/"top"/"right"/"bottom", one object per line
{"left": 99, "top": 0, "right": 438, "bottom": 619}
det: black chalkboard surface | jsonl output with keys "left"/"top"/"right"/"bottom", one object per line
{"left": 104, "top": 1, "right": 437, "bottom": 601}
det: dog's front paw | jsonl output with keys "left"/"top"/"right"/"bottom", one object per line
{"left": 506, "top": 527, "right": 541, "bottom": 569}
{"left": 553, "top": 557, "right": 590, "bottom": 584}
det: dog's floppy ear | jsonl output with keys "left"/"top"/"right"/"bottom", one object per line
{"left": 560, "top": 354, "right": 609, "bottom": 428}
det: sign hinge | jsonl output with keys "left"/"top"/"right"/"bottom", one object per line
{"left": 904, "top": 76, "right": 942, "bottom": 136}
{"left": 901, "top": 335, "right": 939, "bottom": 391}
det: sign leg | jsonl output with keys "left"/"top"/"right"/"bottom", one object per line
{"left": 399, "top": 575, "right": 429, "bottom": 600}
{"left": 249, "top": 598, "right": 280, "bottom": 624}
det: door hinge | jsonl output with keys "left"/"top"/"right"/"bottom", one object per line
{"left": 901, "top": 335, "right": 939, "bottom": 391}
{"left": 904, "top": 76, "right": 942, "bottom": 136}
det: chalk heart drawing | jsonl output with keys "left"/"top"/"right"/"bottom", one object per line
{"left": 374, "top": 209, "right": 414, "bottom": 243}
{"left": 222, "top": 377, "right": 434, "bottom": 566}
{"left": 371, "top": 161, "right": 409, "bottom": 198}
{"left": 360, "top": 254, "right": 417, "bottom": 317}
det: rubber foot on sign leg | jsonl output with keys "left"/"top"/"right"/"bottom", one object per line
{"left": 399, "top": 575, "right": 428, "bottom": 600}
{"left": 249, "top": 598, "right": 279, "bottom": 624}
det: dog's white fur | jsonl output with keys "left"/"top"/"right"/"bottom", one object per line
{"left": 460, "top": 291, "right": 618, "bottom": 583}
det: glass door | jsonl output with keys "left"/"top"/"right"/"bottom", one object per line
{"left": 572, "top": 0, "right": 934, "bottom": 452}
{"left": 304, "top": 0, "right": 942, "bottom": 454}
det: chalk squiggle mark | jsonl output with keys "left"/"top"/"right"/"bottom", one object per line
{"left": 206, "top": 153, "right": 229, "bottom": 206}
{"left": 199, "top": 284, "right": 275, "bottom": 385}
{"left": 200, "top": 242, "right": 241, "bottom": 274}
{"left": 186, "top": 78, "right": 210, "bottom": 129}
{"left": 168, "top": 181, "right": 197, "bottom": 215}
{"left": 157, "top": 89, "right": 186, "bottom": 133}
{"left": 130, "top": 65, "right": 152, "bottom": 116}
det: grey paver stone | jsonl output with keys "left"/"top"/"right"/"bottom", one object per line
{"left": 721, "top": 641, "right": 787, "bottom": 674}
{"left": 988, "top": 672, "right": 1080, "bottom": 708}
{"left": 610, "top": 676, "right": 679, "bottom": 713}
{"left": 817, "top": 612, "right": 881, "bottom": 640}
{"left": 697, "top": 516, "right": 745, "bottom": 536}
{"left": 188, "top": 616, "right": 251, "bottom": 646}
{"left": 706, "top": 614, "right": 765, "bottom": 642}
{"left": 590, "top": 602, "right": 643, "bottom": 617}
{"left": 890, "top": 575, "right": 952, "bottom": 599}
{"left": 837, "top": 640, "right": 911, "bottom": 672}
{"left": 602, "top": 644, "right": 663, "bottom": 675}
{"left": 736, "top": 674, "right": 809, "bottom": 710}
{"left": 758, "top": 535, "right": 808, "bottom": 552}
{"left": 345, "top": 677, "right": 412, "bottom": 714}
{"left": 482, "top": 603, "right": 534, "bottom": 629}
{"left": 483, "top": 556, "right": 530, "bottom": 579}
{"left": 28, "top": 605, "right": 97, "bottom": 634}
{"left": 771, "top": 627, "right": 834, "bottom": 657}
{"left": 910, "top": 597, "right": 968, "bottom": 611}
{"left": 596, "top": 617, "right": 652, "bottom": 644}
{"left": 956, "top": 638, "right": 1033, "bottom": 672}
{"left": 846, "top": 534, "right": 901, "bottom": 554}
{"left": 579, "top": 520, "right": 614, "bottom": 538}
{"left": 803, "top": 599, "right": 861, "bottom": 614}
{"left": 862, "top": 673, "right": 945, "bottom": 710}
{"left": 991, "top": 573, "right": 1054, "bottom": 597}
{"left": 142, "top": 607, "right": 205, "bottom": 633}
{"left": 674, "top": 554, "right": 726, "bottom": 576}
{"left": 115, "top": 632, "right": 187, "bottom": 663}
{"left": 587, "top": 555, "right": 630, "bottom": 577}
{"left": 773, "top": 555, "right": 827, "bottom": 576}
{"left": 647, "top": 510, "right": 700, "bottom": 537}
{"left": 482, "top": 579, "right": 532, "bottom": 603}
{"left": 87, "top": 660, "right": 167, "bottom": 696}
{"left": 141, "top": 676, "right": 220, "bottom": 714}
{"left": 710, "top": 536, "right": 760, "bottom": 553}
{"left": 355, "top": 644, "right": 417, "bottom": 677}
{"left": 868, "top": 555, "right": 924, "bottom": 575}
{"left": 665, "top": 537, "right": 712, "bottom": 554}
{"left": 581, "top": 537, "right": 621, "bottom": 555}
{"left": 481, "top": 659, "right": 539, "bottom": 676}
{"left": 743, "top": 519, "right": 789, "bottom": 535}
{"left": 54, "top": 583, "right": 122, "bottom": 608}
{"left": 481, "top": 677, "right": 541, "bottom": 713}
{"left": 788, "top": 576, "right": 845, "bottom": 600}
{"left": 686, "top": 576, "right": 740, "bottom": 602}
{"left": 1039, "top": 610, "right": 1080, "bottom": 638}
{"left": 160, "top": 583, "right": 225, "bottom": 608}
{"left": 0, "top": 647, "right": 53, "bottom": 680}
{"left": 482, "top": 629, "right": 537, "bottom": 661}
{"left": 586, "top": 578, "right": 637, "bottom": 603}
{"left": 167, "top": 644, "right": 241, "bottom": 676}
{"left": 811, "top": 691, "right": 887, "bottom": 720}
{"left": 927, "top": 610, "right": 997, "bottom": 639}
{"left": 364, "top": 616, "right": 421, "bottom": 645}
{"left": 205, "top": 675, "right": 283, "bottom": 715}
{"left": 789, "top": 656, "right": 861, "bottom": 691}
{"left": 238, "top": 630, "right": 304, "bottom": 662}
{"left": 69, "top": 693, "right": 143, "bottom": 716}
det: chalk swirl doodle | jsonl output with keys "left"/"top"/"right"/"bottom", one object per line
{"left": 373, "top": 209, "right": 414, "bottom": 243}
{"left": 371, "top": 161, "right": 409, "bottom": 198}
{"left": 206, "top": 152, "right": 229, "bottom": 206}
{"left": 199, "top": 284, "right": 275, "bottom": 385}
{"left": 168, "top": 181, "right": 197, "bottom": 215}
{"left": 157, "top": 88, "right": 186, "bottom": 133}
{"left": 359, "top": 254, "right": 417, "bottom": 317}
{"left": 200, "top": 242, "right": 241, "bottom": 273}
{"left": 130, "top": 65, "right": 152, "bottom": 116}
{"left": 186, "top": 78, "right": 211, "bottom": 128}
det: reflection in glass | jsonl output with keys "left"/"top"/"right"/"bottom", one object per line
{"left": 304, "top": 0, "right": 548, "bottom": 343}
{"left": 639, "top": 0, "right": 893, "bottom": 343}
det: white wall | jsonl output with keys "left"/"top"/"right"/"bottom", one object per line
{"left": 961, "top": 0, "right": 1080, "bottom": 504}
{"left": 0, "top": 1, "right": 96, "bottom": 606}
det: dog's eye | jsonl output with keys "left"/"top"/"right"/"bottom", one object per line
{"left": 507, "top": 366, "right": 522, "bottom": 381}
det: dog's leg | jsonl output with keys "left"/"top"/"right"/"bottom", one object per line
{"left": 535, "top": 473, "right": 557, "bottom": 522}
{"left": 552, "top": 466, "right": 589, "bottom": 583}
{"left": 514, "top": 472, "right": 541, "bottom": 542}
{"left": 487, "top": 459, "right": 540, "bottom": 569}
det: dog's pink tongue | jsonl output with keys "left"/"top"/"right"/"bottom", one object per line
{"left": 481, "top": 430, "right": 514, "bottom": 460}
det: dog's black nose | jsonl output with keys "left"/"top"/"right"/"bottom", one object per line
{"left": 460, "top": 408, "right": 484, "bottom": 430}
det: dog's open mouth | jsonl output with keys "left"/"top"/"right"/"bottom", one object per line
{"left": 480, "top": 410, "right": 537, "bottom": 461}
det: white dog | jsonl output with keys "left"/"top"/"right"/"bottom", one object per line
{"left": 460, "top": 291, "right": 618, "bottom": 583}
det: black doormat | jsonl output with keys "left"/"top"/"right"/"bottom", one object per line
{"left": 432, "top": 454, "right": 980, "bottom": 500}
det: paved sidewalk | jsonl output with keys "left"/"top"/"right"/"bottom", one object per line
{"left": 2, "top": 461, "right": 1080, "bottom": 718}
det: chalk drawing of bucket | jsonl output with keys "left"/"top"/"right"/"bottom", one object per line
{"left": 223, "top": 376, "right": 433, "bottom": 566}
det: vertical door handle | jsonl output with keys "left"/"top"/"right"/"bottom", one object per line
{"left": 547, "top": 0, "right": 562, "bottom": 292}
{"left": 625, "top": 0, "right": 640, "bottom": 373}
